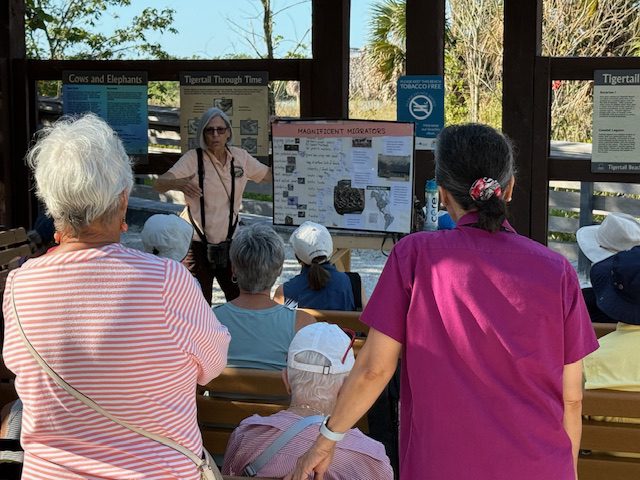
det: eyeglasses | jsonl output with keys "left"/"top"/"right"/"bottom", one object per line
{"left": 204, "top": 126, "right": 229, "bottom": 136}
{"left": 341, "top": 328, "right": 356, "bottom": 364}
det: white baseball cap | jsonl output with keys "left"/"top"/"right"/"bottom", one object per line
{"left": 289, "top": 221, "right": 333, "bottom": 265}
{"left": 287, "top": 323, "right": 355, "bottom": 375}
{"left": 141, "top": 214, "right": 194, "bottom": 262}
{"left": 576, "top": 213, "right": 640, "bottom": 264}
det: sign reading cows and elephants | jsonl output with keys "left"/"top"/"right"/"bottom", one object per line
{"left": 62, "top": 71, "right": 148, "bottom": 163}
{"left": 397, "top": 75, "right": 444, "bottom": 150}
{"left": 592, "top": 70, "right": 640, "bottom": 173}
{"left": 272, "top": 119, "right": 415, "bottom": 234}
{"left": 179, "top": 71, "right": 269, "bottom": 163}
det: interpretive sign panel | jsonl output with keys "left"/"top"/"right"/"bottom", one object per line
{"left": 397, "top": 75, "right": 444, "bottom": 150}
{"left": 272, "top": 120, "right": 415, "bottom": 234}
{"left": 179, "top": 71, "right": 269, "bottom": 163}
{"left": 592, "top": 69, "right": 640, "bottom": 173}
{"left": 62, "top": 70, "right": 148, "bottom": 163}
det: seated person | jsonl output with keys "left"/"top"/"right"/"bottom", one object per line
{"left": 0, "top": 399, "right": 23, "bottom": 464}
{"left": 274, "top": 221, "right": 367, "bottom": 311}
{"left": 141, "top": 213, "right": 193, "bottom": 262}
{"left": 215, "top": 223, "right": 315, "bottom": 371}
{"left": 577, "top": 213, "right": 640, "bottom": 323}
{"left": 222, "top": 322, "right": 393, "bottom": 479}
{"left": 583, "top": 246, "right": 640, "bottom": 456}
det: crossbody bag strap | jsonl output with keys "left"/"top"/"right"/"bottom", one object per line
{"left": 243, "top": 415, "right": 324, "bottom": 477}
{"left": 204, "top": 147, "right": 237, "bottom": 241}
{"left": 10, "top": 283, "right": 221, "bottom": 479}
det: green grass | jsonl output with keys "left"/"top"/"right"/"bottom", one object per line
{"left": 243, "top": 192, "right": 273, "bottom": 202}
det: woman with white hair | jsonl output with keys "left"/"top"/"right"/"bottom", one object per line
{"left": 214, "top": 223, "right": 315, "bottom": 371}
{"left": 2, "top": 114, "right": 230, "bottom": 479}
{"left": 154, "top": 107, "right": 272, "bottom": 304}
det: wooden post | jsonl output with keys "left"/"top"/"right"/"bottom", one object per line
{"left": 578, "top": 182, "right": 594, "bottom": 277}
{"left": 405, "top": 0, "right": 445, "bottom": 219}
{"left": 310, "top": 0, "right": 349, "bottom": 118}
{"left": 0, "top": 0, "right": 31, "bottom": 228}
{"left": 503, "top": 0, "right": 542, "bottom": 238}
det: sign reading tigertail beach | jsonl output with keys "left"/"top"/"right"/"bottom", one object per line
{"left": 592, "top": 69, "right": 640, "bottom": 173}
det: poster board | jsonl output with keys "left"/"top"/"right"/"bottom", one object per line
{"left": 592, "top": 69, "right": 640, "bottom": 173}
{"left": 179, "top": 71, "right": 269, "bottom": 163}
{"left": 397, "top": 75, "right": 444, "bottom": 150}
{"left": 62, "top": 70, "right": 148, "bottom": 163}
{"left": 272, "top": 119, "right": 415, "bottom": 234}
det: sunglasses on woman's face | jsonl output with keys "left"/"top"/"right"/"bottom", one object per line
{"left": 204, "top": 127, "right": 229, "bottom": 136}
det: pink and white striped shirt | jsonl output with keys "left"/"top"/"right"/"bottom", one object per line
{"left": 223, "top": 410, "right": 393, "bottom": 479}
{"left": 2, "top": 243, "right": 230, "bottom": 479}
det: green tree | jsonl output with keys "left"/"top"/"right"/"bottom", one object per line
{"left": 367, "top": 0, "right": 406, "bottom": 84}
{"left": 25, "top": 0, "right": 177, "bottom": 60}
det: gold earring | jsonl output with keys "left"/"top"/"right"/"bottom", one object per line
{"left": 120, "top": 218, "right": 128, "bottom": 233}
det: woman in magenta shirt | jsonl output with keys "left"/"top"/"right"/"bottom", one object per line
{"left": 287, "top": 124, "right": 598, "bottom": 480}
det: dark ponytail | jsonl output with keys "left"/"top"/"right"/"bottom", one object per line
{"left": 435, "top": 123, "right": 515, "bottom": 233}
{"left": 307, "top": 256, "right": 331, "bottom": 290}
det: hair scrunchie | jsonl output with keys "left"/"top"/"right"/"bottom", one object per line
{"left": 469, "top": 177, "right": 502, "bottom": 201}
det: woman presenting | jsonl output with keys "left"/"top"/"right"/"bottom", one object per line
{"left": 286, "top": 124, "right": 598, "bottom": 480}
{"left": 155, "top": 107, "right": 271, "bottom": 303}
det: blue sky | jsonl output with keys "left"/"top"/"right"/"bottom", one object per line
{"left": 99, "top": 0, "right": 376, "bottom": 59}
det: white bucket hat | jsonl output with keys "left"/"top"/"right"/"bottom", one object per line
{"left": 289, "top": 221, "right": 333, "bottom": 265}
{"left": 576, "top": 212, "right": 640, "bottom": 264}
{"left": 141, "top": 214, "right": 194, "bottom": 262}
{"left": 287, "top": 323, "right": 355, "bottom": 375}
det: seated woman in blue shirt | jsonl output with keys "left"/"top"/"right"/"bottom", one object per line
{"left": 214, "top": 223, "right": 315, "bottom": 371}
{"left": 274, "top": 221, "right": 367, "bottom": 311}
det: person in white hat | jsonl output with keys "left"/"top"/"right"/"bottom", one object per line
{"left": 577, "top": 213, "right": 640, "bottom": 323}
{"left": 222, "top": 323, "right": 392, "bottom": 479}
{"left": 577, "top": 212, "right": 640, "bottom": 264}
{"left": 274, "top": 221, "right": 367, "bottom": 311}
{"left": 141, "top": 214, "right": 194, "bottom": 262}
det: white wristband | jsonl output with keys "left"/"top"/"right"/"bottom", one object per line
{"left": 319, "top": 416, "right": 345, "bottom": 442}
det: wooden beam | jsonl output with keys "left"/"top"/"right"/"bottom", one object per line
{"left": 549, "top": 56, "right": 640, "bottom": 80}
{"left": 502, "top": 0, "right": 543, "bottom": 237}
{"left": 27, "top": 59, "right": 310, "bottom": 82}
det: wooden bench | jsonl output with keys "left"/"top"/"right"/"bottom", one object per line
{"left": 198, "top": 365, "right": 370, "bottom": 466}
{"left": 579, "top": 389, "right": 640, "bottom": 480}
{"left": 198, "top": 368, "right": 290, "bottom": 462}
{"left": 301, "top": 309, "right": 368, "bottom": 355}
{"left": 0, "top": 228, "right": 31, "bottom": 296}
{"left": 593, "top": 322, "right": 616, "bottom": 339}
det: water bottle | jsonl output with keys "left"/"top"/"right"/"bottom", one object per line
{"left": 424, "top": 179, "right": 439, "bottom": 231}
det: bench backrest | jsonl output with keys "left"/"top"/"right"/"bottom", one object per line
{"left": 300, "top": 308, "right": 369, "bottom": 335}
{"left": 592, "top": 322, "right": 616, "bottom": 339}
{"left": 198, "top": 368, "right": 290, "bottom": 460}
{"left": 578, "top": 389, "right": 640, "bottom": 480}
{"left": 0, "top": 228, "right": 30, "bottom": 297}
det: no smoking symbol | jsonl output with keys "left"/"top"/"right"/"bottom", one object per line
{"left": 409, "top": 95, "right": 433, "bottom": 120}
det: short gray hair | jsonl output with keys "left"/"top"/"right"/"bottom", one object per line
{"left": 197, "top": 107, "right": 232, "bottom": 150}
{"left": 229, "top": 223, "right": 284, "bottom": 292}
{"left": 288, "top": 351, "right": 347, "bottom": 413}
{"left": 26, "top": 113, "right": 133, "bottom": 235}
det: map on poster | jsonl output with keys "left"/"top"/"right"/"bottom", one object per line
{"left": 179, "top": 71, "right": 269, "bottom": 163}
{"left": 62, "top": 70, "right": 148, "bottom": 163}
{"left": 272, "top": 120, "right": 415, "bottom": 234}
